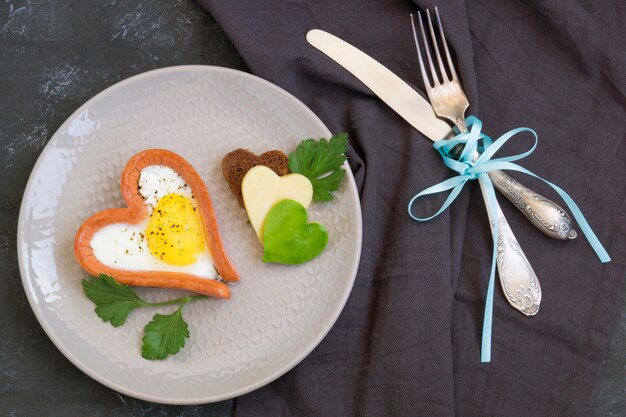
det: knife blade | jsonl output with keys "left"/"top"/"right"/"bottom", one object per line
{"left": 306, "top": 29, "right": 451, "bottom": 141}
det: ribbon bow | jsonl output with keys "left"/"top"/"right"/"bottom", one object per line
{"left": 408, "top": 116, "right": 610, "bottom": 363}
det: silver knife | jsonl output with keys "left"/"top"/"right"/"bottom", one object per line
{"left": 307, "top": 29, "right": 541, "bottom": 315}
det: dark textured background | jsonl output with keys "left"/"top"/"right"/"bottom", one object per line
{"left": 0, "top": 0, "right": 623, "bottom": 416}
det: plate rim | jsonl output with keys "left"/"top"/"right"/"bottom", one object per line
{"left": 16, "top": 65, "right": 362, "bottom": 404}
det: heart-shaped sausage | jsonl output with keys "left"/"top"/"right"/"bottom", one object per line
{"left": 221, "top": 148, "right": 289, "bottom": 207}
{"left": 262, "top": 199, "right": 328, "bottom": 264}
{"left": 241, "top": 166, "right": 313, "bottom": 241}
{"left": 74, "top": 149, "right": 239, "bottom": 299}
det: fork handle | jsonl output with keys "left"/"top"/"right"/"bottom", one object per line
{"left": 453, "top": 123, "right": 577, "bottom": 240}
{"left": 488, "top": 170, "right": 577, "bottom": 240}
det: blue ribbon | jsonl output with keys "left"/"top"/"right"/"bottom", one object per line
{"left": 408, "top": 116, "right": 610, "bottom": 363}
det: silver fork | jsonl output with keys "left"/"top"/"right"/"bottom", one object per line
{"left": 411, "top": 9, "right": 576, "bottom": 241}
{"left": 412, "top": 9, "right": 541, "bottom": 316}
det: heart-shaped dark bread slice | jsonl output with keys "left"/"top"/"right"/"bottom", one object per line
{"left": 221, "top": 148, "right": 290, "bottom": 207}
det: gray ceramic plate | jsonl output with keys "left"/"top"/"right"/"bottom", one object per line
{"left": 17, "top": 66, "right": 362, "bottom": 404}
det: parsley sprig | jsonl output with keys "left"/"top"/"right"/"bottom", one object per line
{"left": 141, "top": 306, "right": 190, "bottom": 360}
{"left": 288, "top": 133, "right": 348, "bottom": 202}
{"left": 81, "top": 274, "right": 205, "bottom": 360}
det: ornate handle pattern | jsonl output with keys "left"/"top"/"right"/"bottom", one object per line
{"left": 477, "top": 178, "right": 541, "bottom": 316}
{"left": 489, "top": 170, "right": 577, "bottom": 240}
{"left": 450, "top": 126, "right": 577, "bottom": 240}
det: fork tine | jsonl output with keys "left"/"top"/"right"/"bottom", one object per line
{"left": 417, "top": 11, "right": 441, "bottom": 87}
{"left": 435, "top": 7, "right": 458, "bottom": 81}
{"left": 426, "top": 9, "right": 449, "bottom": 83}
{"left": 410, "top": 7, "right": 469, "bottom": 128}
{"left": 410, "top": 14, "right": 432, "bottom": 90}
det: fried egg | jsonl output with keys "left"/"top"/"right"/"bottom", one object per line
{"left": 89, "top": 165, "right": 216, "bottom": 278}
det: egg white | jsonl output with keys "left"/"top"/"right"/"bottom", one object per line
{"left": 90, "top": 165, "right": 216, "bottom": 278}
{"left": 138, "top": 165, "right": 192, "bottom": 212}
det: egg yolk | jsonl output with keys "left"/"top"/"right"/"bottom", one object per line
{"left": 145, "top": 194, "right": 205, "bottom": 266}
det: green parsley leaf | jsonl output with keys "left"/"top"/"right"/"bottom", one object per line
{"left": 289, "top": 133, "right": 348, "bottom": 202}
{"left": 141, "top": 306, "right": 190, "bottom": 360}
{"left": 81, "top": 274, "right": 147, "bottom": 327}
{"left": 310, "top": 169, "right": 346, "bottom": 203}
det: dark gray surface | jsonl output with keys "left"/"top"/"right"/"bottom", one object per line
{"left": 593, "top": 281, "right": 626, "bottom": 417}
{"left": 0, "top": 0, "right": 622, "bottom": 416}
{"left": 0, "top": 0, "right": 242, "bottom": 415}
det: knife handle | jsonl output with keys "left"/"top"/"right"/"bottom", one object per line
{"left": 488, "top": 170, "right": 577, "bottom": 240}
{"left": 477, "top": 177, "right": 541, "bottom": 316}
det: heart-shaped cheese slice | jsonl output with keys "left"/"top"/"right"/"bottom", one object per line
{"left": 241, "top": 165, "right": 313, "bottom": 242}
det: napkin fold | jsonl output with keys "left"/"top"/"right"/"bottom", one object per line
{"left": 198, "top": 1, "right": 626, "bottom": 416}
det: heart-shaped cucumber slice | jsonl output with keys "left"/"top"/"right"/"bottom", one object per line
{"left": 262, "top": 199, "right": 328, "bottom": 264}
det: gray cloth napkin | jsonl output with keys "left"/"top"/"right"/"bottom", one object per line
{"left": 198, "top": 1, "right": 626, "bottom": 416}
